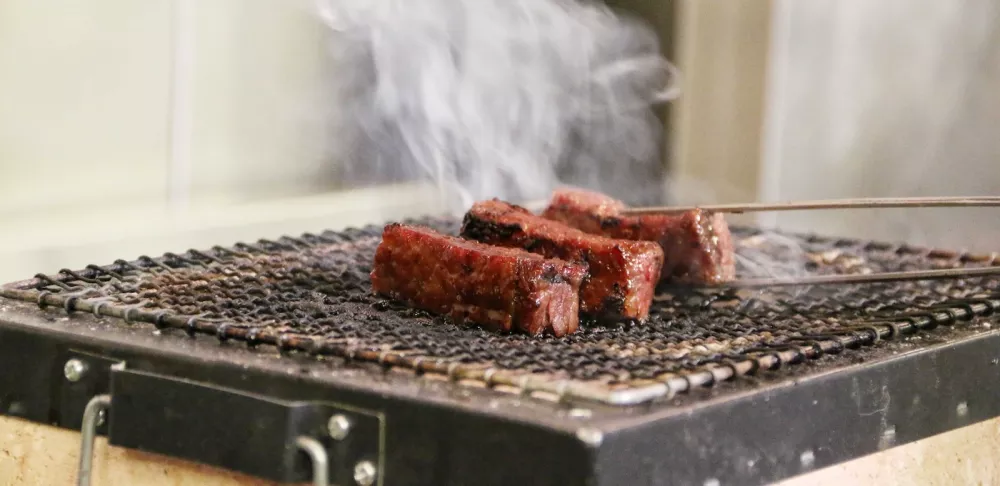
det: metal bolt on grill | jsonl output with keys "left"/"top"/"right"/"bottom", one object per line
{"left": 2, "top": 217, "right": 998, "bottom": 405}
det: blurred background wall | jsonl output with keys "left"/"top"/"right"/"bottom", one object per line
{"left": 0, "top": 0, "right": 445, "bottom": 282}
{"left": 0, "top": 0, "right": 997, "bottom": 282}
{"left": 672, "top": 0, "right": 1000, "bottom": 253}
{"left": 760, "top": 0, "right": 1000, "bottom": 252}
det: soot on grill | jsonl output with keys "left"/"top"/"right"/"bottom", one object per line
{"left": 10, "top": 217, "right": 998, "bottom": 393}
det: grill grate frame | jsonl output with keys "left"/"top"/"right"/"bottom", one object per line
{"left": 2, "top": 217, "right": 999, "bottom": 405}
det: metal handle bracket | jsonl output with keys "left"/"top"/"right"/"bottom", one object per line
{"left": 76, "top": 366, "right": 384, "bottom": 485}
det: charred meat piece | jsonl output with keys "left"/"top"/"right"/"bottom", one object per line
{"left": 542, "top": 188, "right": 736, "bottom": 284}
{"left": 371, "top": 223, "right": 586, "bottom": 336}
{"left": 461, "top": 199, "right": 663, "bottom": 321}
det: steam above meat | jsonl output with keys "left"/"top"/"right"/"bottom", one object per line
{"left": 317, "top": 0, "right": 678, "bottom": 211}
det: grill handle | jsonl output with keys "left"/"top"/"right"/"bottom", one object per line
{"left": 74, "top": 365, "right": 384, "bottom": 485}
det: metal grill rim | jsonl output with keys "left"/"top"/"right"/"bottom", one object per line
{"left": 1, "top": 218, "right": 999, "bottom": 406}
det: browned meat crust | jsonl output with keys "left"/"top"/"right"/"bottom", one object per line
{"left": 541, "top": 188, "right": 736, "bottom": 284}
{"left": 461, "top": 200, "right": 663, "bottom": 321}
{"left": 371, "top": 223, "right": 587, "bottom": 336}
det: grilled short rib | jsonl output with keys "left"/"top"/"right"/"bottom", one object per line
{"left": 541, "top": 188, "right": 736, "bottom": 285}
{"left": 371, "top": 223, "right": 587, "bottom": 336}
{"left": 461, "top": 199, "right": 663, "bottom": 321}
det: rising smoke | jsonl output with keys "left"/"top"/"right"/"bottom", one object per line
{"left": 316, "top": 0, "right": 678, "bottom": 212}
{"left": 312, "top": 0, "right": 814, "bottom": 282}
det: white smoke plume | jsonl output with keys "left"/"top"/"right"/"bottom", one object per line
{"left": 315, "top": 0, "right": 678, "bottom": 212}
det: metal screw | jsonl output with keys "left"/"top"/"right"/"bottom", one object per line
{"left": 957, "top": 401, "right": 969, "bottom": 417}
{"left": 576, "top": 427, "right": 604, "bottom": 446}
{"left": 328, "top": 414, "right": 352, "bottom": 440}
{"left": 800, "top": 450, "right": 815, "bottom": 468}
{"left": 353, "top": 460, "right": 377, "bottom": 486}
{"left": 64, "top": 359, "right": 87, "bottom": 382}
{"left": 96, "top": 409, "right": 106, "bottom": 427}
{"left": 7, "top": 402, "right": 26, "bottom": 416}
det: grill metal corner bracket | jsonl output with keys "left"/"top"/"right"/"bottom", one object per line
{"left": 103, "top": 366, "right": 385, "bottom": 485}
{"left": 58, "top": 350, "right": 121, "bottom": 431}
{"left": 0, "top": 327, "right": 122, "bottom": 428}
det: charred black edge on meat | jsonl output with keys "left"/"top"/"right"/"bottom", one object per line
{"left": 460, "top": 206, "right": 643, "bottom": 322}
{"left": 459, "top": 207, "right": 598, "bottom": 285}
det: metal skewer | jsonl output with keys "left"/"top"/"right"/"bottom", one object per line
{"left": 714, "top": 266, "right": 1000, "bottom": 289}
{"left": 525, "top": 195, "right": 1000, "bottom": 287}
{"left": 622, "top": 196, "right": 1000, "bottom": 215}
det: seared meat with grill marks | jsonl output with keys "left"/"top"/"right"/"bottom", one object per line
{"left": 461, "top": 200, "right": 663, "bottom": 321}
{"left": 371, "top": 223, "right": 587, "bottom": 336}
{"left": 541, "top": 188, "right": 736, "bottom": 285}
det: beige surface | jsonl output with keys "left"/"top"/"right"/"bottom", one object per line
{"left": 779, "top": 416, "right": 1000, "bottom": 485}
{"left": 3, "top": 413, "right": 1000, "bottom": 485}
{"left": 0, "top": 415, "right": 277, "bottom": 486}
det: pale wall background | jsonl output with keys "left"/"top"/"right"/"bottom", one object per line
{"left": 760, "top": 0, "right": 1000, "bottom": 252}
{"left": 0, "top": 0, "right": 445, "bottom": 283}
{"left": 0, "top": 0, "right": 998, "bottom": 283}
{"left": 0, "top": 0, "right": 334, "bottom": 215}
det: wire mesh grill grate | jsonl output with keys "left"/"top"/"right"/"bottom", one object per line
{"left": 2, "top": 217, "right": 999, "bottom": 404}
